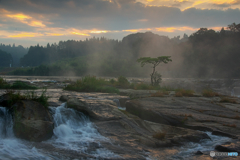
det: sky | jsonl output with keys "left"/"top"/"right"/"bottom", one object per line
{"left": 0, "top": 0, "right": 240, "bottom": 47}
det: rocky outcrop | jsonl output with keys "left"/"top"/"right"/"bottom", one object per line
{"left": 12, "top": 100, "right": 54, "bottom": 142}
{"left": 125, "top": 96, "right": 240, "bottom": 139}
{"left": 67, "top": 97, "right": 122, "bottom": 121}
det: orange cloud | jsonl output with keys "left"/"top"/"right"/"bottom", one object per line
{"left": 7, "top": 14, "right": 31, "bottom": 20}
{"left": 156, "top": 26, "right": 197, "bottom": 32}
{"left": 29, "top": 21, "right": 46, "bottom": 27}
{"left": 6, "top": 12, "right": 46, "bottom": 28}
{"left": 123, "top": 29, "right": 140, "bottom": 32}
{"left": 71, "top": 32, "right": 90, "bottom": 36}
{"left": 8, "top": 32, "right": 44, "bottom": 38}
{"left": 90, "top": 30, "right": 108, "bottom": 33}
{"left": 46, "top": 33, "right": 64, "bottom": 36}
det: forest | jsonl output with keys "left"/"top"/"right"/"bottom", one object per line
{"left": 1, "top": 23, "right": 240, "bottom": 78}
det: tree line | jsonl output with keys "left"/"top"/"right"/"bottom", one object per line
{"left": 7, "top": 22, "right": 240, "bottom": 78}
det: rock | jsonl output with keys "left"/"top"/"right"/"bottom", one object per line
{"left": 212, "top": 131, "right": 238, "bottom": 139}
{"left": 215, "top": 141, "right": 240, "bottom": 153}
{"left": 67, "top": 97, "right": 98, "bottom": 119}
{"left": 125, "top": 96, "right": 240, "bottom": 138}
{"left": 12, "top": 100, "right": 54, "bottom": 142}
{"left": 215, "top": 145, "right": 238, "bottom": 152}
{"left": 0, "top": 94, "right": 12, "bottom": 108}
{"left": 67, "top": 97, "right": 122, "bottom": 121}
{"left": 119, "top": 98, "right": 130, "bottom": 108}
{"left": 126, "top": 100, "right": 182, "bottom": 126}
{"left": 59, "top": 95, "right": 69, "bottom": 102}
{"left": 195, "top": 151, "right": 203, "bottom": 155}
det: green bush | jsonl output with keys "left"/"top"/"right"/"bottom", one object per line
{"left": 109, "top": 78, "right": 116, "bottom": 84}
{"left": 10, "top": 81, "right": 38, "bottom": 89}
{"left": 117, "top": 76, "right": 130, "bottom": 88}
{"left": 64, "top": 75, "right": 119, "bottom": 93}
{"left": 0, "top": 78, "right": 37, "bottom": 90}
{"left": 4, "top": 89, "right": 49, "bottom": 108}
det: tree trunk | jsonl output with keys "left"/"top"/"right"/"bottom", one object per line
{"left": 151, "top": 65, "right": 156, "bottom": 86}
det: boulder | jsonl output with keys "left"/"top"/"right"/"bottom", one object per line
{"left": 59, "top": 95, "right": 69, "bottom": 102}
{"left": 12, "top": 100, "right": 54, "bottom": 142}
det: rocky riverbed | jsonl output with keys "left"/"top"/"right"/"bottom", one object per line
{"left": 0, "top": 76, "right": 240, "bottom": 159}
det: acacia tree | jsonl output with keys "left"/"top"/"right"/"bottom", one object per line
{"left": 137, "top": 56, "right": 172, "bottom": 86}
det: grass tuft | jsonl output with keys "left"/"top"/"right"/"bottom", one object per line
{"left": 175, "top": 89, "right": 194, "bottom": 97}
{"left": 202, "top": 89, "right": 219, "bottom": 97}
{"left": 220, "top": 97, "right": 237, "bottom": 104}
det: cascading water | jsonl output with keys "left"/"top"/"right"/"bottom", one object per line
{"left": 0, "top": 104, "right": 120, "bottom": 159}
{"left": 47, "top": 103, "right": 119, "bottom": 158}
{"left": 170, "top": 132, "right": 232, "bottom": 159}
{"left": 0, "top": 107, "right": 46, "bottom": 160}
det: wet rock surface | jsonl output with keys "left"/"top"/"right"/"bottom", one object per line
{"left": 12, "top": 100, "right": 54, "bottom": 142}
{"left": 125, "top": 96, "right": 240, "bottom": 139}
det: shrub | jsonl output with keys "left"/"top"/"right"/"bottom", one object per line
{"left": 0, "top": 78, "right": 37, "bottom": 90}
{"left": 152, "top": 132, "right": 166, "bottom": 140}
{"left": 4, "top": 89, "right": 49, "bottom": 108}
{"left": 202, "top": 89, "right": 219, "bottom": 97}
{"left": 64, "top": 75, "right": 119, "bottom": 94}
{"left": 175, "top": 89, "right": 194, "bottom": 97}
{"left": 10, "top": 81, "right": 38, "bottom": 89}
{"left": 109, "top": 78, "right": 116, "bottom": 84}
{"left": 117, "top": 76, "right": 130, "bottom": 88}
{"left": 0, "top": 77, "right": 10, "bottom": 89}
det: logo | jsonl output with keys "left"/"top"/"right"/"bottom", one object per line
{"left": 210, "top": 151, "right": 215, "bottom": 157}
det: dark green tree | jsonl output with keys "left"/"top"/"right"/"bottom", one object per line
{"left": 137, "top": 56, "right": 172, "bottom": 86}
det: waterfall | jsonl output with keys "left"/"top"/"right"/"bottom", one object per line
{"left": 0, "top": 105, "right": 119, "bottom": 159}
{"left": 0, "top": 107, "right": 46, "bottom": 160}
{"left": 47, "top": 103, "right": 118, "bottom": 158}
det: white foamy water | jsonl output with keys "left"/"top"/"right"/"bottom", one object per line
{"left": 169, "top": 132, "right": 232, "bottom": 159}
{"left": 0, "top": 107, "right": 49, "bottom": 160}
{"left": 0, "top": 104, "right": 120, "bottom": 159}
{"left": 47, "top": 103, "right": 119, "bottom": 158}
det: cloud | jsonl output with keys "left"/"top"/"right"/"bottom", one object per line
{"left": 172, "top": 0, "right": 191, "bottom": 7}
{"left": 0, "top": 0, "right": 240, "bottom": 46}
{"left": 211, "top": 0, "right": 240, "bottom": 8}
